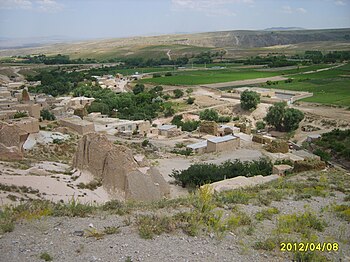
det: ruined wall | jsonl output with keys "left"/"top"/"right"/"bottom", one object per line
{"left": 73, "top": 133, "right": 170, "bottom": 201}
{"left": 0, "top": 121, "right": 28, "bottom": 160}
{"left": 199, "top": 121, "right": 217, "bottom": 135}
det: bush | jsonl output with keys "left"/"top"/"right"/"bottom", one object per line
{"left": 173, "top": 89, "right": 184, "bottom": 98}
{"left": 40, "top": 252, "right": 53, "bottom": 261}
{"left": 181, "top": 120, "right": 200, "bottom": 132}
{"left": 171, "top": 148, "right": 193, "bottom": 156}
{"left": 40, "top": 109, "right": 56, "bottom": 121}
{"left": 186, "top": 97, "right": 195, "bottom": 104}
{"left": 13, "top": 111, "right": 28, "bottom": 119}
{"left": 253, "top": 238, "right": 276, "bottom": 251}
{"left": 165, "top": 72, "right": 172, "bottom": 76}
{"left": 199, "top": 109, "right": 219, "bottom": 122}
{"left": 217, "top": 116, "right": 231, "bottom": 123}
{"left": 142, "top": 139, "right": 149, "bottom": 147}
{"left": 255, "top": 207, "right": 279, "bottom": 221}
{"left": 153, "top": 73, "right": 162, "bottom": 78}
{"left": 256, "top": 121, "right": 266, "bottom": 130}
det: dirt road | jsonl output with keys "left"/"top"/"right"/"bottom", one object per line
{"left": 200, "top": 76, "right": 287, "bottom": 88}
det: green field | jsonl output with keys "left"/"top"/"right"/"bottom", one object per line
{"left": 225, "top": 63, "right": 350, "bottom": 106}
{"left": 140, "top": 68, "right": 280, "bottom": 85}
{"left": 139, "top": 64, "right": 337, "bottom": 86}
{"left": 265, "top": 63, "right": 350, "bottom": 106}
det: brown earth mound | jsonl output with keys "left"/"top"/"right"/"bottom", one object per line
{"left": 73, "top": 133, "right": 170, "bottom": 202}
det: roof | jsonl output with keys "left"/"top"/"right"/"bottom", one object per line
{"left": 308, "top": 134, "right": 321, "bottom": 139}
{"left": 158, "top": 125, "right": 177, "bottom": 131}
{"left": 207, "top": 135, "right": 237, "bottom": 144}
{"left": 187, "top": 140, "right": 207, "bottom": 149}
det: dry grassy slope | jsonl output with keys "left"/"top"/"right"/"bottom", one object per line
{"left": 1, "top": 28, "right": 350, "bottom": 59}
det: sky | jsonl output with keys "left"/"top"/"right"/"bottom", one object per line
{"left": 0, "top": 0, "right": 349, "bottom": 39}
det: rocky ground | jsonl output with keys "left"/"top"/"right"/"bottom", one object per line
{"left": 0, "top": 169, "right": 349, "bottom": 262}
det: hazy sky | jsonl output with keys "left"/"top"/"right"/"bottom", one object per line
{"left": 0, "top": 0, "right": 349, "bottom": 39}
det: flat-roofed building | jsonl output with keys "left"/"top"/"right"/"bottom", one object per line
{"left": 206, "top": 135, "right": 240, "bottom": 153}
{"left": 85, "top": 113, "right": 150, "bottom": 136}
{"left": 59, "top": 117, "right": 95, "bottom": 135}
{"left": 158, "top": 124, "right": 181, "bottom": 138}
{"left": 186, "top": 140, "right": 207, "bottom": 154}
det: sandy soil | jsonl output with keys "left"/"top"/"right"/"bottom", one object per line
{"left": 0, "top": 161, "right": 110, "bottom": 205}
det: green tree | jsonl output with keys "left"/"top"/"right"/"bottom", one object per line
{"left": 264, "top": 102, "right": 304, "bottom": 132}
{"left": 240, "top": 90, "right": 260, "bottom": 110}
{"left": 283, "top": 108, "right": 304, "bottom": 132}
{"left": 133, "top": 83, "right": 145, "bottom": 95}
{"left": 87, "top": 101, "right": 110, "bottom": 115}
{"left": 199, "top": 109, "right": 219, "bottom": 122}
{"left": 173, "top": 89, "right": 184, "bottom": 98}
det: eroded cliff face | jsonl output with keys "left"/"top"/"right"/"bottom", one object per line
{"left": 73, "top": 133, "right": 170, "bottom": 201}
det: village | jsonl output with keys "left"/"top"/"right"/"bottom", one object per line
{"left": 1, "top": 65, "right": 347, "bottom": 205}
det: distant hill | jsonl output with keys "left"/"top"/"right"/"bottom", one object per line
{"left": 264, "top": 27, "right": 305, "bottom": 31}
{"left": 1, "top": 28, "right": 349, "bottom": 59}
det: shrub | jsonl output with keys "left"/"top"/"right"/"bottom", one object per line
{"left": 165, "top": 72, "right": 172, "bottom": 76}
{"left": 256, "top": 121, "right": 266, "bottom": 130}
{"left": 173, "top": 89, "right": 184, "bottom": 98}
{"left": 13, "top": 111, "right": 28, "bottom": 119}
{"left": 40, "top": 252, "right": 53, "bottom": 261}
{"left": 199, "top": 109, "right": 219, "bottom": 122}
{"left": 171, "top": 148, "right": 192, "bottom": 156}
{"left": 186, "top": 97, "right": 195, "bottom": 104}
{"left": 217, "top": 116, "right": 231, "bottom": 123}
{"left": 277, "top": 211, "right": 326, "bottom": 237}
{"left": 141, "top": 139, "right": 149, "bottom": 147}
{"left": 253, "top": 238, "right": 276, "bottom": 251}
{"left": 255, "top": 207, "right": 280, "bottom": 221}
{"left": 333, "top": 205, "right": 350, "bottom": 222}
{"left": 40, "top": 109, "right": 56, "bottom": 121}
{"left": 136, "top": 215, "right": 176, "bottom": 239}
{"left": 153, "top": 73, "right": 162, "bottom": 78}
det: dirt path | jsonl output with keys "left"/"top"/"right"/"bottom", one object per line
{"left": 166, "top": 49, "right": 172, "bottom": 60}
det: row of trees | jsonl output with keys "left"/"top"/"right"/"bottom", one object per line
{"left": 170, "top": 158, "right": 273, "bottom": 187}
{"left": 13, "top": 54, "right": 97, "bottom": 64}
